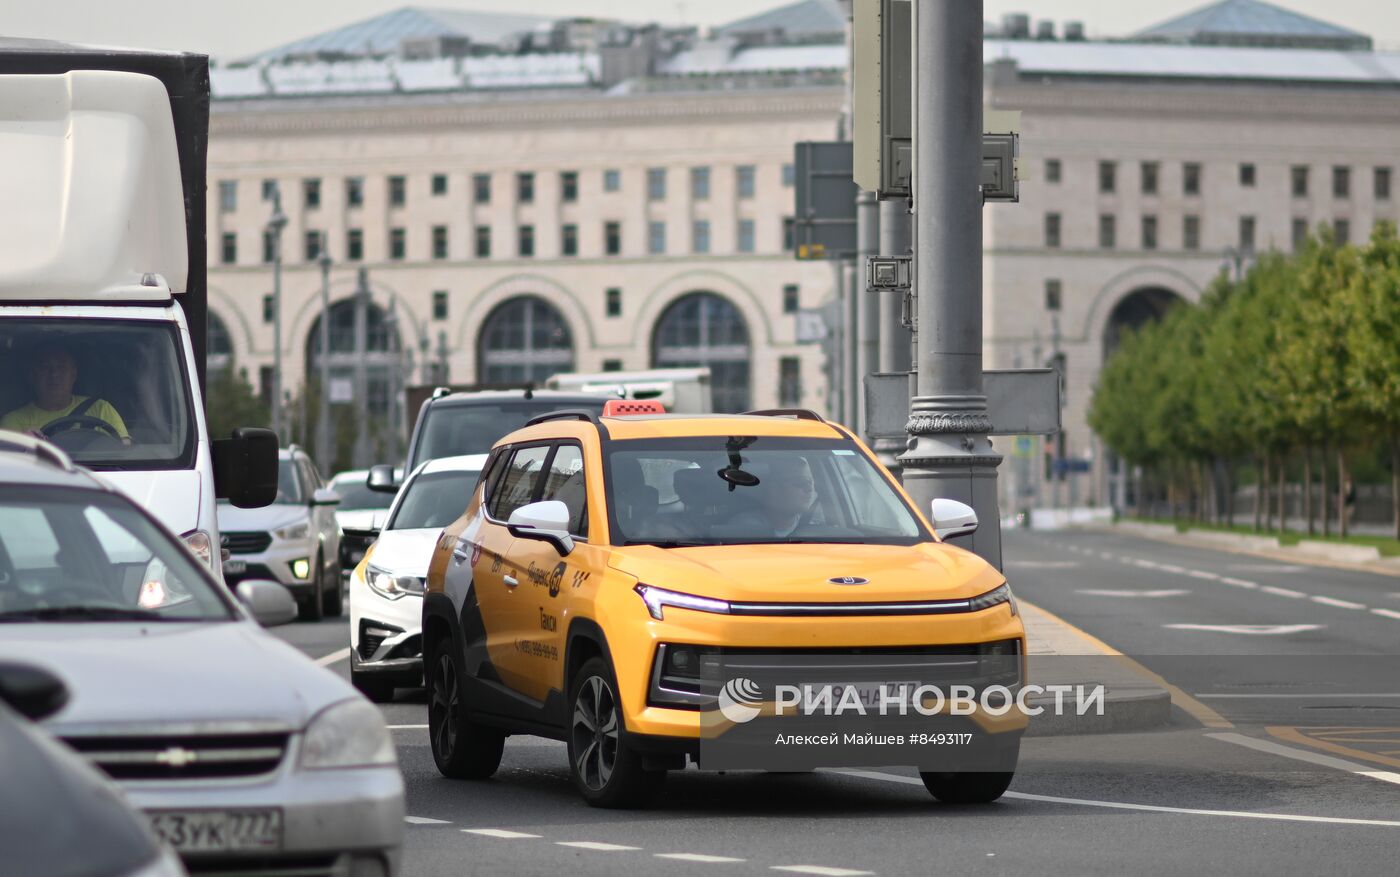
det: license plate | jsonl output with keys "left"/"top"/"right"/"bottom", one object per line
{"left": 149, "top": 809, "right": 282, "bottom": 852}
{"left": 222, "top": 560, "right": 247, "bottom": 575}
{"left": 821, "top": 681, "right": 919, "bottom": 709}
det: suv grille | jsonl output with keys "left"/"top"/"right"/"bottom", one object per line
{"left": 63, "top": 732, "right": 289, "bottom": 781}
{"left": 184, "top": 854, "right": 341, "bottom": 877}
{"left": 223, "top": 531, "right": 272, "bottom": 554}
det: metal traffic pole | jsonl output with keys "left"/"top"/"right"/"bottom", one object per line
{"left": 873, "top": 196, "right": 913, "bottom": 474}
{"left": 351, "top": 267, "right": 370, "bottom": 469}
{"left": 316, "top": 244, "right": 333, "bottom": 471}
{"left": 265, "top": 187, "right": 287, "bottom": 442}
{"left": 855, "top": 189, "right": 880, "bottom": 436}
{"left": 897, "top": 0, "right": 1003, "bottom": 568}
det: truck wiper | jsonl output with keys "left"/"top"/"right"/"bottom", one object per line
{"left": 0, "top": 605, "right": 168, "bottom": 623}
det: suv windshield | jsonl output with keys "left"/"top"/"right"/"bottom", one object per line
{"left": 0, "top": 320, "right": 194, "bottom": 470}
{"left": 331, "top": 475, "right": 394, "bottom": 511}
{"left": 607, "top": 437, "right": 927, "bottom": 547}
{"left": 388, "top": 469, "right": 483, "bottom": 531}
{"left": 412, "top": 399, "right": 605, "bottom": 469}
{"left": 0, "top": 488, "right": 235, "bottom": 622}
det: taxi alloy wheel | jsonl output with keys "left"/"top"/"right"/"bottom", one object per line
{"left": 428, "top": 641, "right": 503, "bottom": 779}
{"left": 567, "top": 657, "right": 664, "bottom": 808}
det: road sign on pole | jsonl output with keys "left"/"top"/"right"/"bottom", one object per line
{"left": 793, "top": 141, "right": 858, "bottom": 260}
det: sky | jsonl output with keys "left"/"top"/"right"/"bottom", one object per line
{"left": 2, "top": 0, "right": 1398, "bottom": 62}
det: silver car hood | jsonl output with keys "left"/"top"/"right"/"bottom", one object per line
{"left": 217, "top": 503, "right": 308, "bottom": 533}
{"left": 0, "top": 621, "right": 354, "bottom": 734}
{"left": 366, "top": 528, "right": 441, "bottom": 579}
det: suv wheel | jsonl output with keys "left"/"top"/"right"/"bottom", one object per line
{"left": 919, "top": 770, "right": 1015, "bottom": 803}
{"left": 322, "top": 555, "right": 343, "bottom": 617}
{"left": 568, "top": 656, "right": 665, "bottom": 808}
{"left": 298, "top": 556, "right": 324, "bottom": 622}
{"left": 427, "top": 640, "right": 504, "bottom": 779}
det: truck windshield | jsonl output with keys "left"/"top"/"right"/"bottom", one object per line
{"left": 0, "top": 320, "right": 194, "bottom": 470}
{"left": 412, "top": 400, "right": 605, "bottom": 469}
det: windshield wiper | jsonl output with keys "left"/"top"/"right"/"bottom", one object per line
{"left": 0, "top": 606, "right": 168, "bottom": 623}
{"left": 626, "top": 539, "right": 718, "bottom": 548}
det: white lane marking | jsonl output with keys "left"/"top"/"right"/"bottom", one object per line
{"left": 1310, "top": 595, "right": 1367, "bottom": 610}
{"left": 656, "top": 853, "right": 747, "bottom": 863}
{"left": 1372, "top": 608, "right": 1400, "bottom": 621}
{"left": 771, "top": 868, "right": 875, "bottom": 877}
{"left": 464, "top": 829, "right": 542, "bottom": 839}
{"left": 1099, "top": 552, "right": 1116, "bottom": 560}
{"left": 1229, "top": 564, "right": 1306, "bottom": 573}
{"left": 1076, "top": 589, "right": 1190, "bottom": 598}
{"left": 1163, "top": 623, "right": 1324, "bottom": 635}
{"left": 1221, "top": 577, "right": 1259, "bottom": 589}
{"left": 1208, "top": 732, "right": 1400, "bottom": 788}
{"left": 1186, "top": 570, "right": 1220, "bottom": 580}
{"left": 836, "top": 769, "right": 1400, "bottom": 827}
{"left": 1195, "top": 693, "right": 1400, "bottom": 699}
{"left": 405, "top": 816, "right": 451, "bottom": 825}
{"left": 1260, "top": 586, "right": 1306, "bottom": 598}
{"left": 1158, "top": 564, "right": 1186, "bottom": 574}
{"left": 1006, "top": 560, "right": 1080, "bottom": 568}
{"left": 388, "top": 724, "right": 428, "bottom": 729}
{"left": 557, "top": 841, "right": 642, "bottom": 851}
{"left": 1134, "top": 559, "right": 1160, "bottom": 569}
{"left": 314, "top": 647, "right": 351, "bottom": 667}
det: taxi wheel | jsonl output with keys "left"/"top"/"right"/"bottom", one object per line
{"left": 567, "top": 657, "right": 665, "bottom": 808}
{"left": 428, "top": 641, "right": 504, "bottom": 779}
{"left": 919, "top": 770, "right": 1015, "bottom": 804}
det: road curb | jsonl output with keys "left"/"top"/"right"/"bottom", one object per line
{"left": 1023, "top": 684, "right": 1173, "bottom": 737}
{"left": 1102, "top": 522, "right": 1400, "bottom": 578}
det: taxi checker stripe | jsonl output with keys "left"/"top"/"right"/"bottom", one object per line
{"left": 727, "top": 598, "right": 974, "bottom": 616}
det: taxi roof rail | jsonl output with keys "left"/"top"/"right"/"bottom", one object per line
{"left": 525, "top": 409, "right": 601, "bottom": 427}
{"left": 742, "top": 408, "right": 827, "bottom": 423}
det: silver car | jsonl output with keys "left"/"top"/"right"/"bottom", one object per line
{"left": 0, "top": 433, "right": 404, "bottom": 876}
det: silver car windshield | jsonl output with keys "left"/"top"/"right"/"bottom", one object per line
{"left": 0, "top": 488, "right": 235, "bottom": 622}
{"left": 387, "top": 470, "right": 481, "bottom": 531}
{"left": 607, "top": 437, "right": 927, "bottom": 547}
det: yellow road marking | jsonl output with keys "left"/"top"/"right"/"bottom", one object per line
{"left": 1267, "top": 726, "right": 1400, "bottom": 770}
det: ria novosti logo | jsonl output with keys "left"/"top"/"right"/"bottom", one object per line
{"left": 714, "top": 677, "right": 1106, "bottom": 721}
{"left": 717, "top": 677, "right": 764, "bottom": 724}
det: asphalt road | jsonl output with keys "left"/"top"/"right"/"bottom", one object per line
{"left": 274, "top": 531, "right": 1400, "bottom": 877}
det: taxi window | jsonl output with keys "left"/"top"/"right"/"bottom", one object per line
{"left": 488, "top": 445, "right": 550, "bottom": 520}
{"left": 539, "top": 443, "right": 588, "bottom": 538}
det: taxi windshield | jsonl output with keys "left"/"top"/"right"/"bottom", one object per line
{"left": 607, "top": 436, "right": 926, "bottom": 547}
{"left": 388, "top": 469, "right": 482, "bottom": 531}
{"left": 0, "top": 488, "right": 236, "bottom": 622}
{"left": 0, "top": 320, "right": 194, "bottom": 471}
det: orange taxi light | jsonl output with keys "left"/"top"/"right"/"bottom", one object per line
{"left": 602, "top": 399, "right": 666, "bottom": 417}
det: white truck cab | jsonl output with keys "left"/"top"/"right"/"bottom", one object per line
{"left": 0, "top": 46, "right": 277, "bottom": 575}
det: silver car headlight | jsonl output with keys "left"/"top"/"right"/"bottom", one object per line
{"left": 274, "top": 521, "right": 310, "bottom": 541}
{"left": 300, "top": 699, "right": 396, "bottom": 770}
{"left": 181, "top": 530, "right": 215, "bottom": 568}
{"left": 366, "top": 564, "right": 425, "bottom": 600}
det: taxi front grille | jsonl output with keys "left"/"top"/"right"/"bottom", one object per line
{"left": 223, "top": 531, "right": 272, "bottom": 554}
{"left": 63, "top": 732, "right": 289, "bottom": 781}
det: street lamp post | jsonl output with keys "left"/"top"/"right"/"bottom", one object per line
{"left": 352, "top": 267, "right": 371, "bottom": 469}
{"left": 317, "top": 244, "right": 333, "bottom": 471}
{"left": 265, "top": 187, "right": 288, "bottom": 441}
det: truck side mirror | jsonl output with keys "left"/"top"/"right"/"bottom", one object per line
{"left": 367, "top": 464, "right": 399, "bottom": 494}
{"left": 213, "top": 427, "right": 279, "bottom": 508}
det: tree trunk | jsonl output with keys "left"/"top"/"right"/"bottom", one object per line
{"left": 1393, "top": 436, "right": 1399, "bottom": 541}
{"left": 1253, "top": 454, "right": 1263, "bottom": 532}
{"left": 1278, "top": 453, "right": 1288, "bottom": 534}
{"left": 1262, "top": 453, "right": 1274, "bottom": 532}
{"left": 1321, "top": 442, "right": 1331, "bottom": 538}
{"left": 1338, "top": 447, "right": 1349, "bottom": 539}
{"left": 1303, "top": 448, "right": 1314, "bottom": 536}
{"left": 1224, "top": 463, "right": 1235, "bottom": 526}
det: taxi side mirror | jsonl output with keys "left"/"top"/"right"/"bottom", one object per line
{"left": 507, "top": 500, "right": 574, "bottom": 557}
{"left": 930, "top": 498, "right": 978, "bottom": 540}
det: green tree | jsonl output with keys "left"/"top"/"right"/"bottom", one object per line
{"left": 205, "top": 366, "right": 268, "bottom": 442}
{"left": 1344, "top": 222, "right": 1400, "bottom": 538}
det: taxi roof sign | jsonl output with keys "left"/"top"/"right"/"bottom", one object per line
{"left": 603, "top": 399, "right": 667, "bottom": 417}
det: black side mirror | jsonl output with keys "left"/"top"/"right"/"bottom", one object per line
{"left": 213, "top": 427, "right": 279, "bottom": 508}
{"left": 0, "top": 662, "right": 69, "bottom": 721}
{"left": 367, "top": 464, "right": 399, "bottom": 494}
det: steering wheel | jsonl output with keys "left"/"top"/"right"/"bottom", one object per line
{"left": 41, "top": 415, "right": 124, "bottom": 452}
{"left": 42, "top": 414, "right": 121, "bottom": 439}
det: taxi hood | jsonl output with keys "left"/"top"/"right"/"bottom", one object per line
{"left": 608, "top": 541, "right": 1004, "bottom": 604}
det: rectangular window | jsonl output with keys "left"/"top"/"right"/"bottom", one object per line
{"left": 1334, "top": 218, "right": 1350, "bottom": 245}
{"left": 1239, "top": 216, "right": 1256, "bottom": 251}
{"left": 692, "top": 220, "right": 710, "bottom": 254}
{"left": 389, "top": 228, "right": 406, "bottom": 260}
{"left": 736, "top": 165, "right": 756, "bottom": 199}
{"left": 261, "top": 229, "right": 276, "bottom": 264}
{"left": 300, "top": 178, "right": 320, "bottom": 210}
{"left": 782, "top": 163, "right": 795, "bottom": 187}
{"left": 1044, "top": 212, "right": 1061, "bottom": 248}
{"left": 261, "top": 294, "right": 275, "bottom": 324}
{"left": 489, "top": 446, "right": 552, "bottom": 521}
{"left": 606, "top": 288, "right": 622, "bottom": 317}
{"left": 388, "top": 175, "right": 406, "bottom": 207}
{"left": 1099, "top": 214, "right": 1116, "bottom": 249}
{"left": 691, "top": 167, "right": 710, "bottom": 200}
{"left": 220, "top": 232, "right": 237, "bottom": 265}
{"left": 647, "top": 168, "right": 666, "bottom": 201}
{"left": 1376, "top": 167, "right": 1392, "bottom": 200}
{"left": 1098, "top": 161, "right": 1116, "bottom": 194}
{"left": 218, "top": 180, "right": 237, "bottom": 212}
{"left": 1333, "top": 166, "right": 1350, "bottom": 198}
{"left": 303, "top": 230, "right": 322, "bottom": 261}
{"left": 779, "top": 357, "right": 802, "bottom": 407}
{"left": 783, "top": 217, "right": 795, "bottom": 252}
{"left": 1184, "top": 214, "right": 1200, "bottom": 250}
{"left": 433, "top": 290, "right": 448, "bottom": 321}
{"left": 346, "top": 176, "right": 364, "bottom": 207}
{"left": 1292, "top": 217, "right": 1308, "bottom": 251}
{"left": 1240, "top": 163, "right": 1256, "bottom": 187}
{"left": 561, "top": 171, "right": 578, "bottom": 203}
{"left": 262, "top": 179, "right": 277, "bottom": 202}
{"left": 1141, "top": 215, "right": 1158, "bottom": 250}
{"left": 603, "top": 169, "right": 621, "bottom": 192}
{"left": 1292, "top": 165, "right": 1309, "bottom": 198}
{"left": 518, "top": 225, "right": 535, "bottom": 257}
{"left": 473, "top": 173, "right": 491, "bottom": 204}
{"left": 562, "top": 223, "right": 578, "bottom": 257}
{"left": 1045, "top": 159, "right": 1061, "bottom": 184}
{"left": 782, "top": 283, "right": 800, "bottom": 314}
{"left": 475, "top": 225, "right": 491, "bottom": 258}
{"left": 603, "top": 359, "right": 623, "bottom": 372}
{"left": 605, "top": 221, "right": 621, "bottom": 255}
{"left": 737, "top": 219, "right": 755, "bottom": 253}
{"left": 432, "top": 225, "right": 448, "bottom": 260}
{"left": 432, "top": 173, "right": 448, "bottom": 196}
{"left": 647, "top": 220, "right": 665, "bottom": 255}
{"left": 1184, "top": 162, "right": 1201, "bottom": 196}
{"left": 1141, "top": 162, "right": 1159, "bottom": 195}
{"left": 346, "top": 229, "right": 363, "bottom": 261}
{"left": 517, "top": 172, "right": 534, "bottom": 204}
{"left": 1044, "top": 279, "right": 1062, "bottom": 312}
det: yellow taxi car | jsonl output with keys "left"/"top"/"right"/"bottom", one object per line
{"left": 422, "top": 402, "right": 1025, "bottom": 807}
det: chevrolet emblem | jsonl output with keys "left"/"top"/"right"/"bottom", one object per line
{"left": 154, "top": 746, "right": 198, "bottom": 768}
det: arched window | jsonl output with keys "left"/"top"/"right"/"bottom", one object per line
{"left": 207, "top": 310, "right": 233, "bottom": 375}
{"left": 477, "top": 296, "right": 574, "bottom": 385}
{"left": 305, "top": 298, "right": 403, "bottom": 419}
{"left": 652, "top": 292, "right": 751, "bottom": 412}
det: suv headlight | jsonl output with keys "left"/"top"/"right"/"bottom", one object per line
{"left": 181, "top": 530, "right": 214, "bottom": 568}
{"left": 366, "top": 564, "right": 425, "bottom": 600}
{"left": 968, "top": 582, "right": 1016, "bottom": 615}
{"left": 634, "top": 583, "right": 731, "bottom": 621}
{"left": 275, "top": 521, "right": 310, "bottom": 541}
{"left": 300, "top": 699, "right": 396, "bottom": 769}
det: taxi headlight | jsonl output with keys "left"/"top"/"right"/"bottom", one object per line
{"left": 275, "top": 521, "right": 311, "bottom": 541}
{"left": 968, "top": 582, "right": 1016, "bottom": 615}
{"left": 366, "top": 564, "right": 424, "bottom": 600}
{"left": 634, "top": 584, "right": 730, "bottom": 621}
{"left": 300, "top": 699, "right": 396, "bottom": 769}
{"left": 181, "top": 530, "right": 215, "bottom": 568}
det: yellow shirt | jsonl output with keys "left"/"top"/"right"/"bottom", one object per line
{"left": 0, "top": 396, "right": 129, "bottom": 439}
